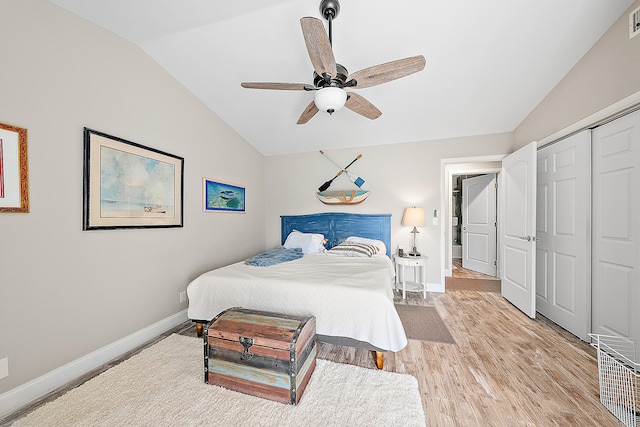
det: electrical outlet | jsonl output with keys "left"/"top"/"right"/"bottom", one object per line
{"left": 0, "top": 357, "right": 8, "bottom": 380}
{"left": 179, "top": 291, "right": 187, "bottom": 303}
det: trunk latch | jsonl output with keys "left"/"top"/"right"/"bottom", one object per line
{"left": 239, "top": 336, "right": 254, "bottom": 360}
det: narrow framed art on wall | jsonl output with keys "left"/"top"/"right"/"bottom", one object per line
{"left": 0, "top": 122, "right": 29, "bottom": 213}
{"left": 83, "top": 128, "right": 184, "bottom": 230}
{"left": 203, "top": 178, "right": 245, "bottom": 213}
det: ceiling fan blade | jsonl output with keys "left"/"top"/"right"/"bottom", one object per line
{"left": 348, "top": 55, "right": 426, "bottom": 89}
{"left": 344, "top": 92, "right": 382, "bottom": 120}
{"left": 300, "top": 17, "right": 337, "bottom": 80}
{"left": 241, "top": 82, "right": 312, "bottom": 91}
{"left": 297, "top": 101, "right": 319, "bottom": 124}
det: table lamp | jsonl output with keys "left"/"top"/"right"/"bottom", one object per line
{"left": 402, "top": 207, "right": 425, "bottom": 257}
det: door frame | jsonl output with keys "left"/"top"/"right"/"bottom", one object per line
{"left": 441, "top": 157, "right": 505, "bottom": 286}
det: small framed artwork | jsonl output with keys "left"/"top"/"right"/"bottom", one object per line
{"left": 203, "top": 178, "right": 245, "bottom": 213}
{"left": 83, "top": 128, "right": 184, "bottom": 230}
{"left": 0, "top": 122, "right": 29, "bottom": 213}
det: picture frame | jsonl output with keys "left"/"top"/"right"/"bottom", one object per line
{"left": 203, "top": 178, "right": 246, "bottom": 213}
{"left": 0, "top": 122, "right": 29, "bottom": 213}
{"left": 83, "top": 128, "right": 184, "bottom": 230}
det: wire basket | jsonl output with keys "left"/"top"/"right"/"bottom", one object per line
{"left": 589, "top": 334, "right": 640, "bottom": 427}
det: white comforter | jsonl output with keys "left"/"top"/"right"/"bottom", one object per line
{"left": 187, "top": 253, "right": 407, "bottom": 352}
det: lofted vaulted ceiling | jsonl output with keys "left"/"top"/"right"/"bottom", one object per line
{"left": 49, "top": 0, "right": 634, "bottom": 155}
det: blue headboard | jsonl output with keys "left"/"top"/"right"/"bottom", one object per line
{"left": 281, "top": 213, "right": 392, "bottom": 257}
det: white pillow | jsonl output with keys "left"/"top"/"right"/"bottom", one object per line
{"left": 327, "top": 241, "right": 378, "bottom": 257}
{"left": 345, "top": 236, "right": 387, "bottom": 256}
{"left": 283, "top": 230, "right": 326, "bottom": 254}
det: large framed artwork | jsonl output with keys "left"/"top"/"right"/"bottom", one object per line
{"left": 0, "top": 122, "right": 29, "bottom": 213}
{"left": 203, "top": 178, "right": 245, "bottom": 213}
{"left": 83, "top": 128, "right": 184, "bottom": 230}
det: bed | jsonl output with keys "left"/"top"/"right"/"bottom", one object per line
{"left": 187, "top": 212, "right": 407, "bottom": 368}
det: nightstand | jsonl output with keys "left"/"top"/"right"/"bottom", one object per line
{"left": 394, "top": 255, "right": 427, "bottom": 299}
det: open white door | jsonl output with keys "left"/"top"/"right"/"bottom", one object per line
{"left": 462, "top": 174, "right": 497, "bottom": 276}
{"left": 500, "top": 142, "right": 537, "bottom": 318}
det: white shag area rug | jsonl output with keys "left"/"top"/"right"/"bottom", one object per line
{"left": 12, "top": 334, "right": 425, "bottom": 427}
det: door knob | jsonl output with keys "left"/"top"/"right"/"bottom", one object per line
{"left": 519, "top": 236, "right": 531, "bottom": 241}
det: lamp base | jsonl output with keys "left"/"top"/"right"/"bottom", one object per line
{"left": 408, "top": 228, "right": 420, "bottom": 256}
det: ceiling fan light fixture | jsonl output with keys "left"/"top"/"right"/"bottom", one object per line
{"left": 314, "top": 87, "right": 347, "bottom": 115}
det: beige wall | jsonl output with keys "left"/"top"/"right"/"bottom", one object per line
{"left": 514, "top": 0, "right": 640, "bottom": 147}
{"left": 3, "top": 0, "right": 637, "bottom": 416}
{"left": 0, "top": 0, "right": 265, "bottom": 396}
{"left": 264, "top": 133, "right": 513, "bottom": 286}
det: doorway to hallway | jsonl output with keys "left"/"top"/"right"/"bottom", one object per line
{"left": 441, "top": 156, "right": 504, "bottom": 289}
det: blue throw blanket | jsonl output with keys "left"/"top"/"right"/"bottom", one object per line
{"left": 245, "top": 247, "right": 303, "bottom": 267}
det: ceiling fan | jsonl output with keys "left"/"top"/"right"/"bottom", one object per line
{"left": 241, "top": 0, "right": 426, "bottom": 124}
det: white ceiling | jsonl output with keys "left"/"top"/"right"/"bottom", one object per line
{"left": 49, "top": 0, "right": 634, "bottom": 156}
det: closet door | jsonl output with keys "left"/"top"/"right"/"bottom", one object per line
{"left": 592, "top": 110, "right": 640, "bottom": 340}
{"left": 536, "top": 131, "right": 591, "bottom": 341}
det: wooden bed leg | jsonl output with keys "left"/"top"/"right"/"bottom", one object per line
{"left": 374, "top": 351, "right": 384, "bottom": 369}
{"left": 195, "top": 322, "right": 204, "bottom": 338}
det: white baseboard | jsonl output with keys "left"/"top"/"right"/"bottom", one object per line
{"left": 426, "top": 281, "right": 445, "bottom": 293}
{"left": 0, "top": 309, "right": 188, "bottom": 419}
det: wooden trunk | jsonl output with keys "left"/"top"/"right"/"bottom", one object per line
{"left": 204, "top": 307, "right": 317, "bottom": 405}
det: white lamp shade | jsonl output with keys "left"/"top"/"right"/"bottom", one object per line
{"left": 402, "top": 207, "right": 425, "bottom": 227}
{"left": 314, "top": 87, "right": 347, "bottom": 114}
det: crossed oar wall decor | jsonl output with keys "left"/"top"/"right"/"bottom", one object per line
{"left": 316, "top": 151, "right": 370, "bottom": 205}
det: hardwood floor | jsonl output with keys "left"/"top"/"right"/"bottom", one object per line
{"left": 315, "top": 290, "right": 619, "bottom": 426}
{"left": 2, "top": 289, "right": 621, "bottom": 427}
{"left": 389, "top": 291, "right": 619, "bottom": 426}
{"left": 448, "top": 259, "right": 501, "bottom": 293}
{"left": 452, "top": 258, "right": 498, "bottom": 280}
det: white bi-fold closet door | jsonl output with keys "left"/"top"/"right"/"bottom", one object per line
{"left": 591, "top": 110, "right": 640, "bottom": 340}
{"left": 536, "top": 131, "right": 591, "bottom": 341}
{"left": 536, "top": 109, "right": 640, "bottom": 341}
